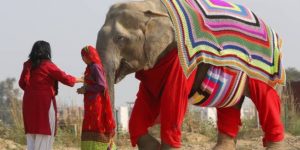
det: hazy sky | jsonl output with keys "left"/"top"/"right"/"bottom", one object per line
{"left": 1, "top": 0, "right": 299, "bottom": 107}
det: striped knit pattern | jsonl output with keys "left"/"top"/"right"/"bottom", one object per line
{"left": 189, "top": 66, "right": 246, "bottom": 107}
{"left": 161, "top": 0, "right": 285, "bottom": 87}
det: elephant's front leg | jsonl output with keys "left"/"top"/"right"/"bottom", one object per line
{"left": 128, "top": 82, "right": 162, "bottom": 150}
{"left": 137, "top": 134, "right": 160, "bottom": 150}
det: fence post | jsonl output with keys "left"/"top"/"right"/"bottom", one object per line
{"left": 115, "top": 108, "right": 119, "bottom": 138}
{"left": 284, "top": 101, "right": 287, "bottom": 130}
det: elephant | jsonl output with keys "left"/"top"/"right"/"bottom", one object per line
{"left": 96, "top": 0, "right": 285, "bottom": 149}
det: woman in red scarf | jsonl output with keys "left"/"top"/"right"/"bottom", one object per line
{"left": 77, "top": 45, "right": 116, "bottom": 150}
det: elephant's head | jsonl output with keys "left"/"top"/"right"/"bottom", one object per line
{"left": 96, "top": 0, "right": 175, "bottom": 105}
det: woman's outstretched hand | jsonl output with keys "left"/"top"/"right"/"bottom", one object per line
{"left": 75, "top": 77, "right": 84, "bottom": 83}
{"left": 77, "top": 86, "right": 86, "bottom": 94}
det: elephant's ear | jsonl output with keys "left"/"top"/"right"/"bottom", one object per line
{"left": 142, "top": 10, "right": 175, "bottom": 70}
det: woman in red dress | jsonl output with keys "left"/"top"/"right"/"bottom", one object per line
{"left": 77, "top": 45, "right": 116, "bottom": 150}
{"left": 19, "top": 40, "right": 82, "bottom": 150}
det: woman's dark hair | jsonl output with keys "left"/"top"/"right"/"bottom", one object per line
{"left": 29, "top": 40, "right": 52, "bottom": 69}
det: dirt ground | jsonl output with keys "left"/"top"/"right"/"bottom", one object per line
{"left": 117, "top": 133, "right": 300, "bottom": 150}
{"left": 0, "top": 133, "right": 299, "bottom": 150}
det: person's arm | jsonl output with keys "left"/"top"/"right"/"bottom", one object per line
{"left": 18, "top": 61, "right": 31, "bottom": 90}
{"left": 85, "top": 64, "right": 106, "bottom": 93}
{"left": 47, "top": 61, "right": 78, "bottom": 87}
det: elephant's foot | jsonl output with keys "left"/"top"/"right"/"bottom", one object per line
{"left": 212, "top": 133, "right": 236, "bottom": 150}
{"left": 161, "top": 143, "right": 180, "bottom": 150}
{"left": 266, "top": 141, "right": 285, "bottom": 150}
{"left": 137, "top": 134, "right": 160, "bottom": 150}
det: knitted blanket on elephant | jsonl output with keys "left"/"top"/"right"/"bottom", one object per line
{"left": 161, "top": 0, "right": 285, "bottom": 87}
{"left": 189, "top": 66, "right": 247, "bottom": 107}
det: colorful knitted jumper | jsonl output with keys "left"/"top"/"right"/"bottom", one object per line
{"left": 161, "top": 0, "right": 285, "bottom": 88}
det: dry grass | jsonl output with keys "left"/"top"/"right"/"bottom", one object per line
{"left": 282, "top": 84, "right": 300, "bottom": 136}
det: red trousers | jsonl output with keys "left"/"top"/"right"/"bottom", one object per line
{"left": 129, "top": 49, "right": 196, "bottom": 148}
{"left": 217, "top": 77, "right": 284, "bottom": 146}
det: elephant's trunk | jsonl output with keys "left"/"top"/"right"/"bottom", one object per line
{"left": 96, "top": 34, "right": 117, "bottom": 109}
{"left": 100, "top": 52, "right": 116, "bottom": 109}
{"left": 105, "top": 65, "right": 115, "bottom": 107}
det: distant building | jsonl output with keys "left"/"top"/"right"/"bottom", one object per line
{"left": 116, "top": 106, "right": 130, "bottom": 131}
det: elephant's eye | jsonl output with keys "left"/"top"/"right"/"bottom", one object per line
{"left": 114, "top": 35, "right": 128, "bottom": 43}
